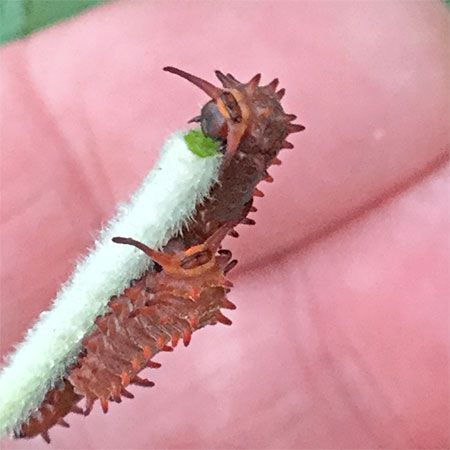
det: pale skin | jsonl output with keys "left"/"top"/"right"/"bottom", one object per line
{"left": 0, "top": 1, "right": 449, "bottom": 449}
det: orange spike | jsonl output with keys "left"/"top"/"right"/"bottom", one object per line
{"left": 147, "top": 360, "right": 161, "bottom": 369}
{"left": 161, "top": 345, "right": 174, "bottom": 352}
{"left": 224, "top": 259, "right": 238, "bottom": 274}
{"left": 226, "top": 73, "right": 240, "bottom": 83}
{"left": 57, "top": 418, "right": 70, "bottom": 428}
{"left": 183, "top": 328, "right": 192, "bottom": 347}
{"left": 287, "top": 123, "right": 305, "bottom": 133}
{"left": 215, "top": 311, "right": 233, "bottom": 326}
{"left": 171, "top": 331, "right": 180, "bottom": 347}
{"left": 132, "top": 376, "right": 155, "bottom": 387}
{"left": 163, "top": 66, "right": 222, "bottom": 99}
{"left": 276, "top": 88, "right": 286, "bottom": 100}
{"left": 266, "top": 78, "right": 279, "bottom": 91}
{"left": 218, "top": 248, "right": 232, "bottom": 258}
{"left": 222, "top": 278, "right": 234, "bottom": 288}
{"left": 40, "top": 431, "right": 51, "bottom": 444}
{"left": 272, "top": 157, "right": 282, "bottom": 165}
{"left": 121, "top": 387, "right": 134, "bottom": 399}
{"left": 221, "top": 298, "right": 237, "bottom": 310}
{"left": 281, "top": 140, "right": 294, "bottom": 149}
{"left": 247, "top": 73, "right": 261, "bottom": 90}
{"left": 215, "top": 70, "right": 234, "bottom": 87}
{"left": 71, "top": 405, "right": 84, "bottom": 415}
{"left": 100, "top": 397, "right": 109, "bottom": 414}
{"left": 253, "top": 188, "right": 264, "bottom": 197}
{"left": 264, "top": 173, "right": 274, "bottom": 183}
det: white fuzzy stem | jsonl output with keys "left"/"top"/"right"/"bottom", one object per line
{"left": 0, "top": 131, "right": 221, "bottom": 437}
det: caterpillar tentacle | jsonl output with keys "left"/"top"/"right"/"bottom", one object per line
{"left": 16, "top": 67, "right": 304, "bottom": 442}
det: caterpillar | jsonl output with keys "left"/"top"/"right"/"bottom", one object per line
{"left": 15, "top": 67, "right": 304, "bottom": 442}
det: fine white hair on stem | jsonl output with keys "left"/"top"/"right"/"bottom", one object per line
{"left": 0, "top": 131, "right": 221, "bottom": 437}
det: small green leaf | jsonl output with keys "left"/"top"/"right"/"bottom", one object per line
{"left": 184, "top": 129, "right": 220, "bottom": 158}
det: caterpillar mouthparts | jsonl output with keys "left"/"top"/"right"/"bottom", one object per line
{"left": 15, "top": 67, "right": 304, "bottom": 443}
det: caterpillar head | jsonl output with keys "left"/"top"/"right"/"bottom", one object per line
{"left": 112, "top": 223, "right": 235, "bottom": 279}
{"left": 163, "top": 66, "right": 304, "bottom": 158}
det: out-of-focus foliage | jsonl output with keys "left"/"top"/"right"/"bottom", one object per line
{"left": 0, "top": 0, "right": 105, "bottom": 45}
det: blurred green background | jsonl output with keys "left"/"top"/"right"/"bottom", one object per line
{"left": 0, "top": 0, "right": 449, "bottom": 46}
{"left": 0, "top": 0, "right": 105, "bottom": 45}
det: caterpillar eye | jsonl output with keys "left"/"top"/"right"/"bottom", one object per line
{"left": 200, "top": 101, "right": 229, "bottom": 141}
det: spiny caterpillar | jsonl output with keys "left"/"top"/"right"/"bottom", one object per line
{"left": 16, "top": 67, "right": 304, "bottom": 442}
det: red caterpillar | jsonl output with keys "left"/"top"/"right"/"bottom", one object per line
{"left": 16, "top": 67, "right": 304, "bottom": 442}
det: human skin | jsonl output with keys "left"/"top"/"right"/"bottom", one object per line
{"left": 0, "top": 1, "right": 449, "bottom": 449}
